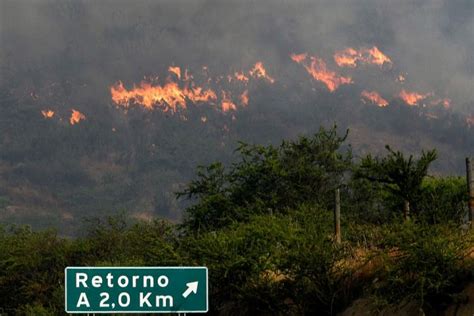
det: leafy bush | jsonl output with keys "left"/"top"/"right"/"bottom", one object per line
{"left": 180, "top": 214, "right": 299, "bottom": 314}
{"left": 343, "top": 177, "right": 399, "bottom": 225}
{"left": 282, "top": 206, "right": 362, "bottom": 315}
{"left": 414, "top": 177, "right": 467, "bottom": 224}
{"left": 370, "top": 222, "right": 473, "bottom": 309}
{"left": 80, "top": 214, "right": 181, "bottom": 266}
{"left": 347, "top": 168, "right": 467, "bottom": 225}
{"left": 180, "top": 205, "right": 360, "bottom": 315}
{"left": 0, "top": 226, "right": 68, "bottom": 314}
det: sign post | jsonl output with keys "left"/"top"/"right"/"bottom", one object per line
{"left": 65, "top": 267, "right": 208, "bottom": 314}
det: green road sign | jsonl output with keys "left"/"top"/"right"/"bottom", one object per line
{"left": 65, "top": 267, "right": 208, "bottom": 313}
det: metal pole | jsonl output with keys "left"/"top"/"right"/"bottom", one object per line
{"left": 467, "top": 158, "right": 474, "bottom": 227}
{"left": 334, "top": 188, "right": 341, "bottom": 244}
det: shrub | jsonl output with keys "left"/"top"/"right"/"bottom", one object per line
{"left": 0, "top": 226, "right": 68, "bottom": 313}
{"left": 413, "top": 177, "right": 467, "bottom": 224}
{"left": 370, "top": 222, "right": 473, "bottom": 309}
{"left": 180, "top": 214, "right": 298, "bottom": 314}
{"left": 282, "top": 206, "right": 361, "bottom": 315}
{"left": 180, "top": 205, "right": 360, "bottom": 315}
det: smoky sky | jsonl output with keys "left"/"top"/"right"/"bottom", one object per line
{"left": 1, "top": 0, "right": 473, "bottom": 111}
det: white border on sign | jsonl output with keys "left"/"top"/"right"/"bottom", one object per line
{"left": 65, "top": 266, "right": 209, "bottom": 314}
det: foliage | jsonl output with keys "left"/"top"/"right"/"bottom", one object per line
{"left": 180, "top": 205, "right": 358, "bottom": 315}
{"left": 0, "top": 132, "right": 472, "bottom": 315}
{"left": 355, "top": 145, "right": 437, "bottom": 218}
{"left": 345, "top": 175, "right": 468, "bottom": 225}
{"left": 0, "top": 226, "right": 68, "bottom": 314}
{"left": 369, "top": 222, "right": 474, "bottom": 309}
{"left": 342, "top": 177, "right": 398, "bottom": 224}
{"left": 282, "top": 206, "right": 361, "bottom": 315}
{"left": 80, "top": 214, "right": 182, "bottom": 266}
{"left": 178, "top": 125, "right": 352, "bottom": 233}
{"left": 180, "top": 214, "right": 299, "bottom": 314}
{"left": 414, "top": 177, "right": 468, "bottom": 224}
{"left": 0, "top": 216, "right": 181, "bottom": 314}
{"left": 0, "top": 210, "right": 472, "bottom": 315}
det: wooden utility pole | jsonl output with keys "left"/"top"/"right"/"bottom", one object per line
{"left": 334, "top": 188, "right": 341, "bottom": 244}
{"left": 403, "top": 200, "right": 410, "bottom": 221}
{"left": 467, "top": 158, "right": 474, "bottom": 227}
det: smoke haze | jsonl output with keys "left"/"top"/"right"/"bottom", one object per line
{"left": 1, "top": 0, "right": 473, "bottom": 110}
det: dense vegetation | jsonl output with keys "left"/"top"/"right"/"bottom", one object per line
{"left": 0, "top": 126, "right": 472, "bottom": 315}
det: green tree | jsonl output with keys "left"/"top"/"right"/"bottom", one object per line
{"left": 354, "top": 146, "right": 437, "bottom": 220}
{"left": 178, "top": 126, "right": 352, "bottom": 233}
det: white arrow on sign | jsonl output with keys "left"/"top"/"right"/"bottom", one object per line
{"left": 182, "top": 281, "right": 199, "bottom": 298}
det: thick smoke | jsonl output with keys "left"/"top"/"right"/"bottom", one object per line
{"left": 1, "top": 0, "right": 473, "bottom": 110}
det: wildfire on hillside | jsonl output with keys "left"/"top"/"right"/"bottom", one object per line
{"left": 249, "top": 62, "right": 275, "bottom": 83}
{"left": 398, "top": 89, "right": 430, "bottom": 106}
{"left": 110, "top": 80, "right": 217, "bottom": 112}
{"left": 334, "top": 46, "right": 392, "bottom": 68}
{"left": 290, "top": 53, "right": 352, "bottom": 92}
{"left": 106, "top": 51, "right": 457, "bottom": 122}
{"left": 168, "top": 66, "right": 181, "bottom": 79}
{"left": 41, "top": 110, "right": 55, "bottom": 118}
{"left": 240, "top": 90, "right": 249, "bottom": 107}
{"left": 361, "top": 90, "right": 388, "bottom": 107}
{"left": 221, "top": 91, "right": 237, "bottom": 112}
{"left": 110, "top": 62, "right": 274, "bottom": 114}
{"left": 70, "top": 109, "right": 86, "bottom": 125}
{"left": 234, "top": 71, "right": 249, "bottom": 83}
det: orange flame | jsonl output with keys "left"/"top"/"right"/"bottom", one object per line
{"left": 290, "top": 53, "right": 308, "bottom": 63}
{"left": 41, "top": 109, "right": 55, "bottom": 118}
{"left": 70, "top": 109, "right": 86, "bottom": 125}
{"left": 168, "top": 66, "right": 181, "bottom": 79}
{"left": 291, "top": 53, "right": 352, "bottom": 92}
{"left": 240, "top": 90, "right": 249, "bottom": 107}
{"left": 361, "top": 90, "right": 388, "bottom": 107}
{"left": 221, "top": 91, "right": 237, "bottom": 112}
{"left": 333, "top": 48, "right": 359, "bottom": 68}
{"left": 110, "top": 80, "right": 217, "bottom": 113}
{"left": 334, "top": 46, "right": 392, "bottom": 68}
{"left": 366, "top": 46, "right": 392, "bottom": 67}
{"left": 467, "top": 115, "right": 474, "bottom": 127}
{"left": 398, "top": 89, "right": 430, "bottom": 106}
{"left": 234, "top": 71, "right": 249, "bottom": 83}
{"left": 249, "top": 62, "right": 275, "bottom": 83}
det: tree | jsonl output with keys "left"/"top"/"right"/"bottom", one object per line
{"left": 178, "top": 125, "right": 352, "bottom": 233}
{"left": 354, "top": 146, "right": 437, "bottom": 220}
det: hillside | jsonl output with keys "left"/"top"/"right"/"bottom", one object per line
{"left": 1, "top": 0, "right": 473, "bottom": 234}
{"left": 0, "top": 77, "right": 473, "bottom": 234}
